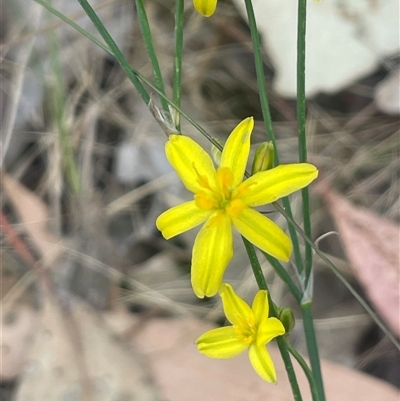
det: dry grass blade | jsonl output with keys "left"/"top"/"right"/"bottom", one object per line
{"left": 106, "top": 172, "right": 176, "bottom": 217}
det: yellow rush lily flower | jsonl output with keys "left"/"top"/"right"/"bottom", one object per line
{"left": 197, "top": 283, "right": 285, "bottom": 383}
{"left": 156, "top": 117, "right": 318, "bottom": 298}
{"left": 193, "top": 0, "right": 217, "bottom": 17}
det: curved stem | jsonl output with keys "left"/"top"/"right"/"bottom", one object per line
{"left": 274, "top": 201, "right": 400, "bottom": 352}
{"left": 285, "top": 339, "right": 320, "bottom": 401}
{"left": 34, "top": 0, "right": 111, "bottom": 53}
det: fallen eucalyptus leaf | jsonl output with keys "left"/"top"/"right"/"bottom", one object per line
{"left": 317, "top": 182, "right": 400, "bottom": 337}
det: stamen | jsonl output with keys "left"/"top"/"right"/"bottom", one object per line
{"left": 195, "top": 192, "right": 216, "bottom": 210}
{"left": 216, "top": 167, "right": 234, "bottom": 199}
{"left": 233, "top": 324, "right": 256, "bottom": 345}
{"left": 192, "top": 162, "right": 213, "bottom": 190}
{"left": 234, "top": 180, "right": 254, "bottom": 198}
{"left": 226, "top": 199, "right": 246, "bottom": 217}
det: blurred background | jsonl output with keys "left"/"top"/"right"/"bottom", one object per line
{"left": 1, "top": 0, "right": 399, "bottom": 400}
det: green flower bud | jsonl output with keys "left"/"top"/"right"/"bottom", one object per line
{"left": 211, "top": 139, "right": 223, "bottom": 166}
{"left": 277, "top": 307, "right": 295, "bottom": 334}
{"left": 251, "top": 141, "right": 275, "bottom": 175}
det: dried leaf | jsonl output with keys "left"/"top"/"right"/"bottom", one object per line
{"left": 0, "top": 306, "right": 38, "bottom": 380}
{"left": 14, "top": 297, "right": 163, "bottom": 401}
{"left": 318, "top": 182, "right": 400, "bottom": 336}
{"left": 2, "top": 173, "right": 62, "bottom": 267}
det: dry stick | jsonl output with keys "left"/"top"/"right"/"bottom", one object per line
{"left": 0, "top": 212, "right": 37, "bottom": 267}
{"left": 1, "top": 24, "right": 39, "bottom": 168}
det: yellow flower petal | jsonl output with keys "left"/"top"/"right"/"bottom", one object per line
{"left": 191, "top": 212, "right": 233, "bottom": 298}
{"left": 193, "top": 0, "right": 218, "bottom": 17}
{"left": 219, "top": 283, "right": 254, "bottom": 327}
{"left": 220, "top": 117, "right": 254, "bottom": 188}
{"left": 166, "top": 134, "right": 217, "bottom": 194}
{"left": 232, "top": 208, "right": 292, "bottom": 262}
{"left": 252, "top": 290, "right": 269, "bottom": 326}
{"left": 242, "top": 163, "right": 318, "bottom": 206}
{"left": 248, "top": 344, "right": 278, "bottom": 383}
{"left": 257, "top": 317, "right": 285, "bottom": 347}
{"left": 156, "top": 201, "right": 211, "bottom": 239}
{"left": 196, "top": 326, "right": 248, "bottom": 358}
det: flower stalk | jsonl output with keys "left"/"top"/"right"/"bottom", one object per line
{"left": 136, "top": 0, "right": 169, "bottom": 112}
{"left": 173, "top": 0, "right": 185, "bottom": 130}
{"left": 243, "top": 0, "right": 305, "bottom": 276}
{"left": 242, "top": 237, "right": 303, "bottom": 399}
{"left": 296, "top": 0, "right": 325, "bottom": 399}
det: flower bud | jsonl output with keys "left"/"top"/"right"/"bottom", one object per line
{"left": 277, "top": 307, "right": 295, "bottom": 334}
{"left": 193, "top": 0, "right": 218, "bottom": 17}
{"left": 211, "top": 139, "right": 223, "bottom": 166}
{"left": 251, "top": 141, "right": 274, "bottom": 175}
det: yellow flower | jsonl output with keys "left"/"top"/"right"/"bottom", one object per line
{"left": 193, "top": 0, "right": 217, "bottom": 17}
{"left": 156, "top": 117, "right": 318, "bottom": 298}
{"left": 197, "top": 283, "right": 285, "bottom": 383}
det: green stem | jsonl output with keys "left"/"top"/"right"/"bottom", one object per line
{"left": 245, "top": 1, "right": 323, "bottom": 399}
{"left": 297, "top": 0, "right": 307, "bottom": 165}
{"left": 285, "top": 339, "right": 320, "bottom": 401}
{"left": 242, "top": 237, "right": 268, "bottom": 290}
{"left": 301, "top": 304, "right": 325, "bottom": 401}
{"left": 243, "top": 0, "right": 274, "bottom": 145}
{"left": 243, "top": 0, "right": 304, "bottom": 275}
{"left": 48, "top": 31, "right": 81, "bottom": 194}
{"left": 262, "top": 251, "right": 302, "bottom": 303}
{"left": 297, "top": 1, "right": 325, "bottom": 396}
{"left": 281, "top": 200, "right": 305, "bottom": 276}
{"left": 241, "top": 234, "right": 302, "bottom": 303}
{"left": 297, "top": 0, "right": 313, "bottom": 284}
{"left": 135, "top": 0, "right": 169, "bottom": 112}
{"left": 276, "top": 338, "right": 303, "bottom": 401}
{"left": 173, "top": 0, "right": 184, "bottom": 130}
{"left": 242, "top": 237, "right": 303, "bottom": 401}
{"left": 76, "top": 0, "right": 150, "bottom": 104}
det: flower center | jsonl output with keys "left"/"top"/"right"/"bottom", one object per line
{"left": 234, "top": 317, "right": 257, "bottom": 345}
{"left": 194, "top": 166, "right": 247, "bottom": 217}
